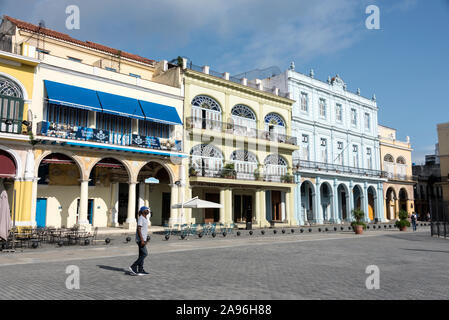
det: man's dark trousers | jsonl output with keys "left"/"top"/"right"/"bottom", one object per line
{"left": 131, "top": 242, "right": 148, "bottom": 271}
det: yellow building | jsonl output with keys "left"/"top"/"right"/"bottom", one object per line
{"left": 0, "top": 48, "right": 38, "bottom": 228}
{"left": 1, "top": 16, "right": 186, "bottom": 230}
{"left": 378, "top": 125, "right": 415, "bottom": 220}
{"left": 437, "top": 122, "right": 449, "bottom": 203}
{"left": 174, "top": 60, "right": 299, "bottom": 228}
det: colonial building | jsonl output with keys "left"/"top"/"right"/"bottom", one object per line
{"left": 262, "top": 63, "right": 385, "bottom": 225}
{"left": 0, "top": 16, "right": 186, "bottom": 230}
{"left": 437, "top": 122, "right": 449, "bottom": 205}
{"left": 378, "top": 125, "right": 415, "bottom": 220}
{"left": 0, "top": 48, "right": 38, "bottom": 228}
{"left": 171, "top": 59, "right": 298, "bottom": 228}
{"left": 413, "top": 148, "right": 443, "bottom": 220}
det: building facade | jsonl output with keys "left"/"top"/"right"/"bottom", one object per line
{"left": 437, "top": 122, "right": 449, "bottom": 204}
{"left": 175, "top": 60, "right": 298, "bottom": 228}
{"left": 378, "top": 125, "right": 415, "bottom": 220}
{"left": 0, "top": 49, "right": 38, "bottom": 228}
{"left": 1, "top": 16, "right": 187, "bottom": 230}
{"left": 262, "top": 64, "right": 385, "bottom": 225}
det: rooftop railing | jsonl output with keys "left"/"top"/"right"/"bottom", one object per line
{"left": 186, "top": 117, "right": 298, "bottom": 146}
{"left": 187, "top": 62, "right": 291, "bottom": 99}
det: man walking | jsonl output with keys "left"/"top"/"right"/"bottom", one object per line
{"left": 129, "top": 206, "right": 151, "bottom": 276}
{"left": 411, "top": 212, "right": 417, "bottom": 232}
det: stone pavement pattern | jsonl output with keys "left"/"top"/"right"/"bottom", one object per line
{"left": 0, "top": 229, "right": 448, "bottom": 300}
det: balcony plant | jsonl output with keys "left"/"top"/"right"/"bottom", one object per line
{"left": 395, "top": 210, "right": 410, "bottom": 231}
{"left": 221, "top": 163, "right": 236, "bottom": 179}
{"left": 189, "top": 166, "right": 198, "bottom": 177}
{"left": 254, "top": 169, "right": 262, "bottom": 181}
{"left": 351, "top": 209, "right": 366, "bottom": 235}
{"left": 281, "top": 174, "right": 293, "bottom": 183}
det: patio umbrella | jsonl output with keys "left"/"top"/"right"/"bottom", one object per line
{"left": 0, "top": 181, "right": 11, "bottom": 241}
{"left": 171, "top": 196, "right": 223, "bottom": 209}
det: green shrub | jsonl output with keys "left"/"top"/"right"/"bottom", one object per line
{"left": 351, "top": 209, "right": 366, "bottom": 229}
{"left": 396, "top": 210, "right": 411, "bottom": 229}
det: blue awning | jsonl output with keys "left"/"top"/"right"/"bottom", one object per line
{"left": 138, "top": 100, "right": 183, "bottom": 125}
{"left": 97, "top": 91, "right": 145, "bottom": 120}
{"left": 44, "top": 80, "right": 102, "bottom": 112}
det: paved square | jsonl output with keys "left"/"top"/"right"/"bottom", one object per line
{"left": 0, "top": 229, "right": 448, "bottom": 300}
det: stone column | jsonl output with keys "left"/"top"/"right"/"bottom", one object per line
{"left": 138, "top": 182, "right": 145, "bottom": 210}
{"left": 286, "top": 187, "right": 296, "bottom": 226}
{"left": 144, "top": 183, "right": 150, "bottom": 208}
{"left": 346, "top": 194, "right": 351, "bottom": 222}
{"left": 78, "top": 179, "right": 91, "bottom": 231}
{"left": 363, "top": 183, "right": 369, "bottom": 222}
{"left": 169, "top": 184, "right": 179, "bottom": 226}
{"left": 224, "top": 188, "right": 233, "bottom": 224}
{"left": 315, "top": 177, "right": 323, "bottom": 224}
{"left": 332, "top": 179, "right": 339, "bottom": 223}
{"left": 219, "top": 188, "right": 226, "bottom": 224}
{"left": 294, "top": 174, "right": 303, "bottom": 226}
{"left": 255, "top": 188, "right": 268, "bottom": 228}
{"left": 30, "top": 177, "right": 40, "bottom": 227}
{"left": 394, "top": 197, "right": 399, "bottom": 220}
{"left": 348, "top": 181, "right": 354, "bottom": 222}
{"left": 110, "top": 182, "right": 119, "bottom": 227}
{"left": 281, "top": 191, "right": 286, "bottom": 222}
{"left": 125, "top": 182, "right": 137, "bottom": 230}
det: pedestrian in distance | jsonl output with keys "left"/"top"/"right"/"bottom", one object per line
{"left": 411, "top": 212, "right": 417, "bottom": 231}
{"left": 129, "top": 206, "right": 152, "bottom": 276}
{"left": 426, "top": 212, "right": 431, "bottom": 222}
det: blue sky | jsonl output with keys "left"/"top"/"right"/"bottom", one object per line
{"left": 1, "top": 0, "right": 448, "bottom": 163}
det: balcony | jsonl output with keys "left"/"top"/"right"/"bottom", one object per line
{"left": 36, "top": 121, "right": 182, "bottom": 152}
{"left": 293, "top": 159, "right": 383, "bottom": 178}
{"left": 186, "top": 117, "right": 298, "bottom": 146}
{"left": 189, "top": 163, "right": 293, "bottom": 184}
{"left": 382, "top": 171, "right": 418, "bottom": 181}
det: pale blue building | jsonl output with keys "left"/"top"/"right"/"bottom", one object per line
{"left": 262, "top": 63, "right": 386, "bottom": 225}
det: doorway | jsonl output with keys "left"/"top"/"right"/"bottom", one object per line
{"left": 118, "top": 183, "right": 129, "bottom": 224}
{"left": 162, "top": 192, "right": 171, "bottom": 225}
{"left": 36, "top": 198, "right": 47, "bottom": 228}
{"left": 271, "top": 191, "right": 281, "bottom": 221}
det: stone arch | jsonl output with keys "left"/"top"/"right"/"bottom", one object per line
{"left": 35, "top": 150, "right": 84, "bottom": 180}
{"left": 300, "top": 179, "right": 315, "bottom": 222}
{"left": 396, "top": 156, "right": 406, "bottom": 164}
{"left": 231, "top": 104, "right": 257, "bottom": 121}
{"left": 337, "top": 183, "right": 349, "bottom": 221}
{"left": 352, "top": 184, "right": 364, "bottom": 211}
{"left": 320, "top": 181, "right": 333, "bottom": 222}
{"left": 191, "top": 95, "right": 222, "bottom": 113}
{"left": 384, "top": 154, "right": 394, "bottom": 162}
{"left": 87, "top": 157, "right": 132, "bottom": 182}
{"left": 367, "top": 186, "right": 377, "bottom": 221}
{"left": 136, "top": 159, "right": 176, "bottom": 185}
{"left": 0, "top": 144, "right": 21, "bottom": 179}
{"left": 399, "top": 187, "right": 408, "bottom": 212}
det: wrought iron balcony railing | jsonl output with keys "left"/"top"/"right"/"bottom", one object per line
{"left": 36, "top": 121, "right": 182, "bottom": 152}
{"left": 293, "top": 159, "right": 383, "bottom": 178}
{"left": 382, "top": 172, "right": 418, "bottom": 181}
{"left": 189, "top": 166, "right": 293, "bottom": 183}
{"left": 186, "top": 117, "right": 298, "bottom": 146}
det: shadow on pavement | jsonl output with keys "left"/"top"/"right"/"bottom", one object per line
{"left": 401, "top": 248, "right": 449, "bottom": 254}
{"left": 97, "top": 265, "right": 130, "bottom": 274}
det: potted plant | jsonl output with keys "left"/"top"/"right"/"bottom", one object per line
{"left": 395, "top": 210, "right": 410, "bottom": 231}
{"left": 281, "top": 174, "right": 293, "bottom": 183}
{"left": 221, "top": 163, "right": 236, "bottom": 179}
{"left": 189, "top": 166, "right": 198, "bottom": 177}
{"left": 254, "top": 169, "right": 262, "bottom": 181}
{"left": 351, "top": 209, "right": 367, "bottom": 235}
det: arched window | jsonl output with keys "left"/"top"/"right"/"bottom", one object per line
{"left": 231, "top": 150, "right": 258, "bottom": 180}
{"left": 383, "top": 154, "right": 394, "bottom": 178}
{"left": 384, "top": 154, "right": 394, "bottom": 162}
{"left": 396, "top": 156, "right": 406, "bottom": 165}
{"left": 191, "top": 95, "right": 222, "bottom": 131}
{"left": 396, "top": 156, "right": 406, "bottom": 179}
{"left": 190, "top": 144, "right": 223, "bottom": 177}
{"left": 0, "top": 76, "right": 24, "bottom": 134}
{"left": 231, "top": 104, "right": 257, "bottom": 137}
{"left": 264, "top": 113, "right": 286, "bottom": 135}
{"left": 264, "top": 154, "right": 287, "bottom": 182}
{"left": 0, "top": 76, "right": 23, "bottom": 98}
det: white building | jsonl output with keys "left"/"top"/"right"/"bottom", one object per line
{"left": 262, "top": 63, "right": 386, "bottom": 225}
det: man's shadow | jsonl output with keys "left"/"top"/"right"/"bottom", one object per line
{"left": 97, "top": 265, "right": 132, "bottom": 275}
